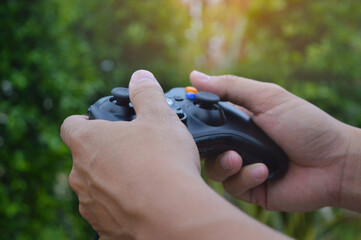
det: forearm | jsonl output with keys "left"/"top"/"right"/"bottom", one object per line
{"left": 339, "top": 125, "right": 361, "bottom": 212}
{"left": 127, "top": 170, "right": 290, "bottom": 240}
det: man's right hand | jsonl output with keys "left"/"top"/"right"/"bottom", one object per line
{"left": 190, "top": 70, "right": 361, "bottom": 213}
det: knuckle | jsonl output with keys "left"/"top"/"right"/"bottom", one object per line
{"left": 250, "top": 82, "right": 291, "bottom": 114}
{"left": 79, "top": 203, "right": 91, "bottom": 220}
{"left": 60, "top": 116, "right": 75, "bottom": 144}
{"left": 223, "top": 74, "right": 240, "bottom": 85}
{"left": 218, "top": 75, "right": 243, "bottom": 99}
{"left": 221, "top": 75, "right": 240, "bottom": 94}
{"left": 60, "top": 115, "right": 95, "bottom": 150}
{"left": 266, "top": 82, "right": 286, "bottom": 94}
{"left": 68, "top": 125, "right": 89, "bottom": 150}
{"left": 61, "top": 116, "right": 73, "bottom": 130}
{"left": 68, "top": 170, "right": 83, "bottom": 193}
{"left": 61, "top": 116, "right": 92, "bottom": 149}
{"left": 263, "top": 82, "right": 289, "bottom": 99}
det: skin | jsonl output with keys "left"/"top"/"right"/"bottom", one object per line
{"left": 60, "top": 70, "right": 361, "bottom": 239}
{"left": 190, "top": 71, "right": 361, "bottom": 213}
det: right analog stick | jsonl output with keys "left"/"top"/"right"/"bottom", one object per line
{"left": 196, "top": 91, "right": 220, "bottom": 109}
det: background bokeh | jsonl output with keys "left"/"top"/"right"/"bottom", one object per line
{"left": 1, "top": 0, "right": 361, "bottom": 239}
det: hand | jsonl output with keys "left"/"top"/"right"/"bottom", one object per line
{"left": 190, "top": 71, "right": 361, "bottom": 212}
{"left": 61, "top": 70, "right": 202, "bottom": 239}
{"left": 61, "top": 70, "right": 291, "bottom": 240}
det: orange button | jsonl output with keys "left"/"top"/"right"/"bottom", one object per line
{"left": 185, "top": 86, "right": 198, "bottom": 93}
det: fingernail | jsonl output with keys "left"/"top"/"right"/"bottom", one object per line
{"left": 220, "top": 154, "right": 233, "bottom": 171}
{"left": 192, "top": 70, "right": 210, "bottom": 81}
{"left": 251, "top": 166, "right": 266, "bottom": 181}
{"left": 131, "top": 70, "right": 157, "bottom": 84}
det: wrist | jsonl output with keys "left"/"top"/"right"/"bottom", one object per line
{"left": 338, "top": 125, "right": 361, "bottom": 212}
{"left": 129, "top": 170, "right": 289, "bottom": 240}
{"left": 123, "top": 169, "right": 205, "bottom": 239}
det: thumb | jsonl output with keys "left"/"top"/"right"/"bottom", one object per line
{"left": 129, "top": 70, "right": 175, "bottom": 121}
{"left": 190, "top": 70, "right": 292, "bottom": 115}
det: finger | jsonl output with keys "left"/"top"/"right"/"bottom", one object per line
{"left": 129, "top": 70, "right": 175, "bottom": 121}
{"left": 190, "top": 70, "right": 293, "bottom": 115}
{"left": 60, "top": 115, "right": 89, "bottom": 148}
{"left": 223, "top": 163, "right": 268, "bottom": 199}
{"left": 204, "top": 151, "right": 242, "bottom": 182}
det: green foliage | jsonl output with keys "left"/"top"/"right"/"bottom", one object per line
{"left": 1, "top": 0, "right": 190, "bottom": 239}
{"left": 1, "top": 0, "right": 361, "bottom": 239}
{"left": 66, "top": 0, "right": 191, "bottom": 91}
{"left": 0, "top": 0, "right": 101, "bottom": 239}
{"left": 236, "top": 0, "right": 361, "bottom": 126}
{"left": 199, "top": 0, "right": 361, "bottom": 239}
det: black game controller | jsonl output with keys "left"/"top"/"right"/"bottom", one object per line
{"left": 88, "top": 86, "right": 288, "bottom": 180}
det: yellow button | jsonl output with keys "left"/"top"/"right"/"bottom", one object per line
{"left": 185, "top": 86, "right": 198, "bottom": 93}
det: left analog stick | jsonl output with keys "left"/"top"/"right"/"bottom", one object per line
{"left": 111, "top": 87, "right": 130, "bottom": 106}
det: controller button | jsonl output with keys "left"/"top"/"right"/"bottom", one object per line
{"left": 174, "top": 95, "right": 184, "bottom": 101}
{"left": 166, "top": 98, "right": 174, "bottom": 106}
{"left": 175, "top": 109, "right": 187, "bottom": 123}
{"left": 111, "top": 87, "right": 130, "bottom": 106}
{"left": 185, "top": 86, "right": 198, "bottom": 93}
{"left": 186, "top": 92, "right": 197, "bottom": 100}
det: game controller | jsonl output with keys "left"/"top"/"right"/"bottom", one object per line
{"left": 88, "top": 86, "right": 289, "bottom": 179}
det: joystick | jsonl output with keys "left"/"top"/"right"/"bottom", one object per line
{"left": 88, "top": 86, "right": 289, "bottom": 180}
{"left": 110, "top": 87, "right": 130, "bottom": 106}
{"left": 196, "top": 91, "right": 220, "bottom": 109}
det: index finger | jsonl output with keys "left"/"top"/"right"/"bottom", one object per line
{"left": 60, "top": 115, "right": 89, "bottom": 148}
{"left": 190, "top": 71, "right": 293, "bottom": 115}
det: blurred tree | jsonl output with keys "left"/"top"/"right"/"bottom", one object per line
{"left": 1, "top": 0, "right": 361, "bottom": 239}
{"left": 0, "top": 0, "right": 190, "bottom": 239}
{"left": 197, "top": 0, "right": 361, "bottom": 239}
{"left": 182, "top": 0, "right": 360, "bottom": 127}
{"left": 68, "top": 0, "right": 191, "bottom": 92}
{"left": 233, "top": 0, "right": 361, "bottom": 126}
{"left": 0, "top": 0, "right": 101, "bottom": 239}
